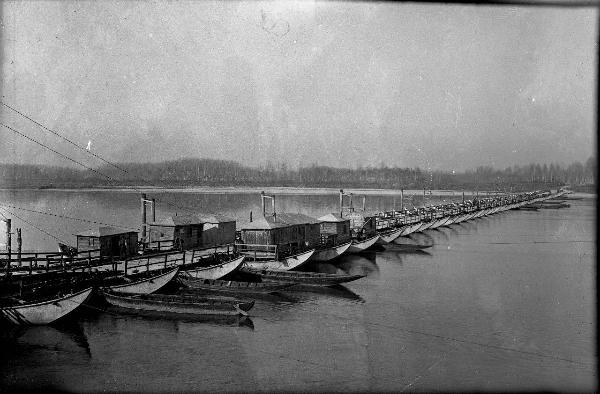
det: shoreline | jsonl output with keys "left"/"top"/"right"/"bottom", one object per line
{"left": 0, "top": 185, "right": 524, "bottom": 196}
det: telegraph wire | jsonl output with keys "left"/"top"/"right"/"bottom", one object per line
{"left": 0, "top": 206, "right": 69, "bottom": 244}
{"left": 0, "top": 203, "right": 140, "bottom": 231}
{"left": 1, "top": 104, "right": 235, "bottom": 218}
{"left": 0, "top": 122, "right": 119, "bottom": 183}
{"left": 0, "top": 121, "right": 197, "bottom": 215}
{"left": 1, "top": 101, "right": 128, "bottom": 173}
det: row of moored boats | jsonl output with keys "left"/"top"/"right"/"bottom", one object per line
{"left": 0, "top": 188, "right": 569, "bottom": 325}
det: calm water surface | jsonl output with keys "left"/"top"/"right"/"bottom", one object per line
{"left": 0, "top": 190, "right": 595, "bottom": 392}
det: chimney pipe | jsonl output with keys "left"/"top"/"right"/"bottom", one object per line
{"left": 362, "top": 196, "right": 366, "bottom": 211}
{"left": 400, "top": 189, "right": 404, "bottom": 210}
{"left": 261, "top": 191, "right": 265, "bottom": 217}
{"left": 250, "top": 211, "right": 253, "bottom": 222}
{"left": 339, "top": 189, "right": 344, "bottom": 217}
{"left": 151, "top": 198, "right": 156, "bottom": 222}
{"left": 272, "top": 195, "right": 276, "bottom": 217}
{"left": 141, "top": 193, "right": 147, "bottom": 242}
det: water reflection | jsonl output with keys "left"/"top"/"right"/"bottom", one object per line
{"left": 0, "top": 321, "right": 92, "bottom": 359}
{"left": 336, "top": 254, "right": 379, "bottom": 278}
{"left": 286, "top": 284, "right": 364, "bottom": 303}
{"left": 407, "top": 232, "right": 435, "bottom": 245}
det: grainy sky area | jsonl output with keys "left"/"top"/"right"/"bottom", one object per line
{"left": 0, "top": 1, "right": 597, "bottom": 171}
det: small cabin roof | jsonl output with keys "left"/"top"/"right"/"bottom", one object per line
{"left": 318, "top": 213, "right": 349, "bottom": 223}
{"left": 237, "top": 215, "right": 290, "bottom": 230}
{"left": 148, "top": 213, "right": 234, "bottom": 227}
{"left": 275, "top": 213, "right": 319, "bottom": 225}
{"left": 344, "top": 210, "right": 379, "bottom": 219}
{"left": 196, "top": 213, "right": 234, "bottom": 224}
{"left": 76, "top": 226, "right": 137, "bottom": 238}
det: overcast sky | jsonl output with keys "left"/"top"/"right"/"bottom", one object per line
{"left": 0, "top": 1, "right": 597, "bottom": 171}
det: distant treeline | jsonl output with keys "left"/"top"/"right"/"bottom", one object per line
{"left": 0, "top": 156, "right": 596, "bottom": 192}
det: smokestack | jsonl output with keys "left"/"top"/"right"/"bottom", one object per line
{"left": 151, "top": 198, "right": 156, "bottom": 222}
{"left": 141, "top": 193, "right": 147, "bottom": 241}
{"left": 250, "top": 211, "right": 253, "bottom": 222}
{"left": 339, "top": 189, "right": 344, "bottom": 217}
{"left": 261, "top": 191, "right": 265, "bottom": 216}
{"left": 400, "top": 189, "right": 404, "bottom": 210}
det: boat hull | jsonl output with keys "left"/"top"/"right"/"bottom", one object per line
{"left": 376, "top": 227, "right": 405, "bottom": 244}
{"left": 179, "top": 277, "right": 295, "bottom": 294}
{"left": 105, "top": 267, "right": 180, "bottom": 294}
{"left": 0, "top": 287, "right": 93, "bottom": 325}
{"left": 242, "top": 249, "right": 315, "bottom": 271}
{"left": 102, "top": 291, "right": 254, "bottom": 316}
{"left": 311, "top": 241, "right": 352, "bottom": 262}
{"left": 181, "top": 256, "right": 244, "bottom": 280}
{"left": 242, "top": 268, "right": 365, "bottom": 286}
{"left": 347, "top": 234, "right": 380, "bottom": 253}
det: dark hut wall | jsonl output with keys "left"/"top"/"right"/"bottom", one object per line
{"left": 148, "top": 224, "right": 202, "bottom": 249}
{"left": 148, "top": 225, "right": 175, "bottom": 243}
{"left": 201, "top": 221, "right": 235, "bottom": 248}
{"left": 319, "top": 221, "right": 351, "bottom": 242}
{"left": 240, "top": 225, "right": 306, "bottom": 246}
{"left": 76, "top": 233, "right": 138, "bottom": 257}
{"left": 304, "top": 223, "right": 321, "bottom": 247}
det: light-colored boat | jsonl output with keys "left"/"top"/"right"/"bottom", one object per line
{"left": 400, "top": 222, "right": 422, "bottom": 236}
{"left": 376, "top": 227, "right": 405, "bottom": 244}
{"left": 0, "top": 287, "right": 93, "bottom": 325}
{"left": 180, "top": 256, "right": 244, "bottom": 280}
{"left": 311, "top": 241, "right": 352, "bottom": 262}
{"left": 242, "top": 249, "right": 315, "bottom": 271}
{"left": 347, "top": 234, "right": 380, "bottom": 253}
{"left": 104, "top": 266, "right": 180, "bottom": 294}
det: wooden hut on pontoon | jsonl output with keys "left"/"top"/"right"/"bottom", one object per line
{"left": 76, "top": 226, "right": 138, "bottom": 258}
{"left": 146, "top": 214, "right": 205, "bottom": 251}
{"left": 146, "top": 213, "right": 236, "bottom": 251}
{"left": 338, "top": 190, "right": 378, "bottom": 240}
{"left": 236, "top": 192, "right": 318, "bottom": 259}
{"left": 196, "top": 213, "right": 236, "bottom": 248}
{"left": 317, "top": 213, "right": 351, "bottom": 245}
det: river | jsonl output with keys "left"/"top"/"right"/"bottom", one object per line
{"left": 0, "top": 189, "right": 595, "bottom": 392}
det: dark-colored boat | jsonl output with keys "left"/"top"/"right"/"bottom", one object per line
{"left": 240, "top": 268, "right": 365, "bottom": 286}
{"left": 516, "top": 205, "right": 540, "bottom": 211}
{"left": 540, "top": 202, "right": 570, "bottom": 209}
{"left": 178, "top": 276, "right": 296, "bottom": 294}
{"left": 101, "top": 290, "right": 255, "bottom": 316}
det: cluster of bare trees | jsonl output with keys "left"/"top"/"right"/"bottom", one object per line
{"left": 0, "top": 156, "right": 595, "bottom": 191}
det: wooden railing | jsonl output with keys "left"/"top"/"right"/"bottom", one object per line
{"left": 0, "top": 243, "right": 237, "bottom": 278}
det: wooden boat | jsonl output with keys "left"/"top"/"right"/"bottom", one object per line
{"left": 242, "top": 249, "right": 315, "bottom": 271}
{"left": 103, "top": 266, "right": 179, "bottom": 294}
{"left": 0, "top": 287, "right": 93, "bottom": 325}
{"left": 376, "top": 227, "right": 405, "bottom": 244}
{"left": 180, "top": 255, "right": 244, "bottom": 280}
{"left": 102, "top": 290, "right": 255, "bottom": 316}
{"left": 516, "top": 206, "right": 539, "bottom": 211}
{"left": 241, "top": 267, "right": 365, "bottom": 286}
{"left": 311, "top": 241, "right": 352, "bottom": 262}
{"left": 427, "top": 217, "right": 450, "bottom": 230}
{"left": 347, "top": 234, "right": 380, "bottom": 253}
{"left": 178, "top": 276, "right": 296, "bottom": 294}
{"left": 400, "top": 222, "right": 422, "bottom": 236}
{"left": 413, "top": 220, "right": 434, "bottom": 232}
{"left": 540, "top": 202, "right": 570, "bottom": 209}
